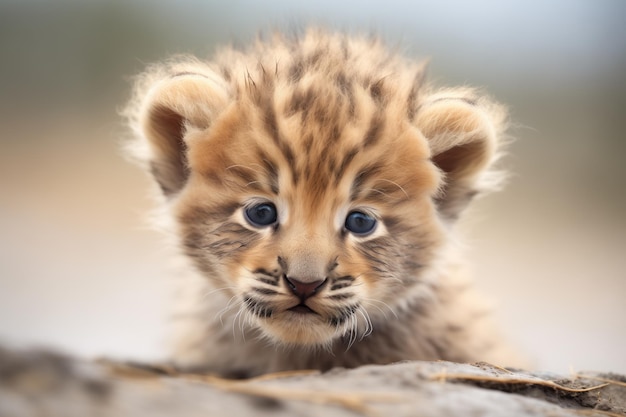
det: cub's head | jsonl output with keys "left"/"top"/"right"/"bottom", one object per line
{"left": 126, "top": 35, "right": 505, "bottom": 347}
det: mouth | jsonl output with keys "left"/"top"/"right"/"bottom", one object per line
{"left": 260, "top": 302, "right": 336, "bottom": 345}
{"left": 287, "top": 304, "right": 318, "bottom": 315}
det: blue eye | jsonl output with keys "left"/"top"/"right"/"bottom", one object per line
{"left": 345, "top": 211, "right": 377, "bottom": 236}
{"left": 245, "top": 202, "right": 278, "bottom": 227}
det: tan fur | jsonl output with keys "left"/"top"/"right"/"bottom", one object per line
{"left": 124, "top": 29, "right": 522, "bottom": 377}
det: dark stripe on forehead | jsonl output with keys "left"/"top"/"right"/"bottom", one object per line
{"left": 335, "top": 72, "right": 356, "bottom": 117}
{"left": 326, "top": 154, "right": 337, "bottom": 175}
{"left": 369, "top": 78, "right": 386, "bottom": 104}
{"left": 334, "top": 146, "right": 360, "bottom": 186}
{"left": 288, "top": 46, "right": 323, "bottom": 84}
{"left": 289, "top": 60, "right": 304, "bottom": 83}
{"left": 285, "top": 87, "right": 315, "bottom": 117}
{"left": 302, "top": 134, "right": 314, "bottom": 152}
{"left": 362, "top": 113, "right": 385, "bottom": 148}
{"left": 278, "top": 141, "right": 298, "bottom": 184}
{"left": 350, "top": 163, "right": 384, "bottom": 201}
{"left": 256, "top": 149, "right": 280, "bottom": 194}
{"left": 264, "top": 101, "right": 281, "bottom": 146}
{"left": 329, "top": 122, "right": 341, "bottom": 142}
{"left": 263, "top": 99, "right": 299, "bottom": 184}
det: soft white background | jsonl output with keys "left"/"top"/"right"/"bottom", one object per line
{"left": 1, "top": 0, "right": 625, "bottom": 373}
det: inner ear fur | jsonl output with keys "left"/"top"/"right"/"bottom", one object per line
{"left": 415, "top": 92, "right": 506, "bottom": 220}
{"left": 132, "top": 71, "right": 230, "bottom": 196}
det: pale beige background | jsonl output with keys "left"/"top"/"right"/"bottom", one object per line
{"left": 1, "top": 0, "right": 624, "bottom": 373}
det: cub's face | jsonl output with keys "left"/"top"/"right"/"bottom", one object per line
{"left": 129, "top": 36, "right": 502, "bottom": 347}
{"left": 174, "top": 97, "right": 443, "bottom": 345}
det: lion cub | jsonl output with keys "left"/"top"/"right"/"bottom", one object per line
{"left": 125, "top": 29, "right": 521, "bottom": 377}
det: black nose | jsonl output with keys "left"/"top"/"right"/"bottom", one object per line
{"left": 284, "top": 276, "right": 327, "bottom": 300}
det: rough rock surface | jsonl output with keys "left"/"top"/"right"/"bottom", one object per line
{"left": 0, "top": 346, "right": 624, "bottom": 417}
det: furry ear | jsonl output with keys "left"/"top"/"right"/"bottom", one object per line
{"left": 130, "top": 71, "right": 230, "bottom": 196}
{"left": 415, "top": 91, "right": 506, "bottom": 220}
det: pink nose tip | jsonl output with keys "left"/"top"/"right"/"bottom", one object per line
{"left": 284, "top": 276, "right": 327, "bottom": 299}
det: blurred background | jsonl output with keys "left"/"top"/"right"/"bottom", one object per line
{"left": 1, "top": 0, "right": 624, "bottom": 374}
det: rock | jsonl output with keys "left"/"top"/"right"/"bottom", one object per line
{"left": 0, "top": 346, "right": 624, "bottom": 417}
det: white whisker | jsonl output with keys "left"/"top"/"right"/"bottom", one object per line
{"left": 225, "top": 164, "right": 275, "bottom": 191}
{"left": 358, "top": 187, "right": 396, "bottom": 200}
{"left": 376, "top": 178, "right": 409, "bottom": 198}
{"left": 201, "top": 286, "right": 237, "bottom": 299}
{"left": 232, "top": 306, "right": 246, "bottom": 342}
{"left": 345, "top": 314, "right": 358, "bottom": 351}
{"left": 362, "top": 297, "right": 399, "bottom": 320}
{"left": 358, "top": 307, "right": 374, "bottom": 338}
{"left": 225, "top": 164, "right": 263, "bottom": 175}
{"left": 217, "top": 294, "right": 241, "bottom": 325}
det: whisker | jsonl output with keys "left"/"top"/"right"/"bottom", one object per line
{"left": 376, "top": 178, "right": 409, "bottom": 199}
{"left": 232, "top": 305, "right": 246, "bottom": 342}
{"left": 225, "top": 164, "right": 264, "bottom": 175}
{"left": 201, "top": 286, "right": 237, "bottom": 299}
{"left": 358, "top": 187, "right": 396, "bottom": 200}
{"left": 245, "top": 180, "right": 266, "bottom": 188}
{"left": 362, "top": 298, "right": 399, "bottom": 319}
{"left": 345, "top": 314, "right": 358, "bottom": 351}
{"left": 217, "top": 294, "right": 241, "bottom": 325}
{"left": 358, "top": 307, "right": 374, "bottom": 338}
{"left": 225, "top": 164, "right": 276, "bottom": 191}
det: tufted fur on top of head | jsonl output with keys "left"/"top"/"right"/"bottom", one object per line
{"left": 124, "top": 29, "right": 507, "bottom": 222}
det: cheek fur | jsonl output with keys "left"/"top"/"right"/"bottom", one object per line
{"left": 352, "top": 209, "right": 443, "bottom": 289}
{"left": 175, "top": 190, "right": 265, "bottom": 276}
{"left": 181, "top": 220, "right": 262, "bottom": 273}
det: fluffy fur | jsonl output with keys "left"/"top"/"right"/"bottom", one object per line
{"left": 124, "top": 29, "right": 521, "bottom": 377}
